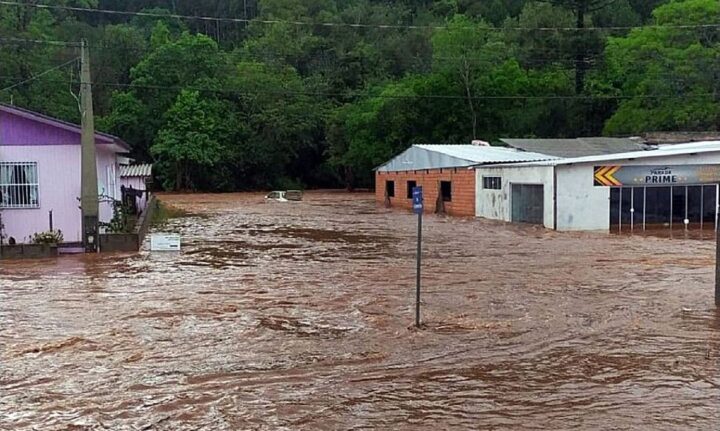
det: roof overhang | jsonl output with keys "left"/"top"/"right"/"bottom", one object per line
{"left": 0, "top": 103, "right": 130, "bottom": 152}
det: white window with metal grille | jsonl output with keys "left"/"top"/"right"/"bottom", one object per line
{"left": 0, "top": 162, "right": 40, "bottom": 209}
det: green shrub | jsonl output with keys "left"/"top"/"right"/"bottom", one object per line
{"left": 31, "top": 230, "right": 64, "bottom": 245}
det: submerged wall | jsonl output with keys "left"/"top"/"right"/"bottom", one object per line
{"left": 475, "top": 165, "right": 555, "bottom": 229}
{"left": 375, "top": 168, "right": 476, "bottom": 217}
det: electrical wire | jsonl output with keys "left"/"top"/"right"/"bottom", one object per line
{"left": 0, "top": 37, "right": 613, "bottom": 66}
{"left": 0, "top": 58, "right": 79, "bottom": 92}
{"left": 1, "top": 1, "right": 720, "bottom": 32}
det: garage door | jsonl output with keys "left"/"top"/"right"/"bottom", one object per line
{"left": 512, "top": 184, "right": 544, "bottom": 225}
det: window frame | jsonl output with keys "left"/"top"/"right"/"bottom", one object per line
{"left": 483, "top": 176, "right": 502, "bottom": 190}
{"left": 0, "top": 162, "right": 40, "bottom": 209}
{"left": 406, "top": 180, "right": 417, "bottom": 199}
{"left": 440, "top": 180, "right": 452, "bottom": 202}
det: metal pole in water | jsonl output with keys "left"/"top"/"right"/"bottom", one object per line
{"left": 416, "top": 211, "right": 422, "bottom": 328}
{"left": 412, "top": 186, "right": 424, "bottom": 328}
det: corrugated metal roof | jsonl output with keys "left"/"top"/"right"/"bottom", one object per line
{"left": 416, "top": 145, "right": 556, "bottom": 162}
{"left": 120, "top": 164, "right": 152, "bottom": 178}
{"left": 501, "top": 137, "right": 648, "bottom": 158}
{"left": 493, "top": 141, "right": 720, "bottom": 167}
{"left": 376, "top": 145, "right": 557, "bottom": 172}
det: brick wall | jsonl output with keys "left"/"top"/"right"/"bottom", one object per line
{"left": 375, "top": 168, "right": 476, "bottom": 217}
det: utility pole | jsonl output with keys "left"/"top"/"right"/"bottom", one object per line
{"left": 80, "top": 39, "right": 99, "bottom": 253}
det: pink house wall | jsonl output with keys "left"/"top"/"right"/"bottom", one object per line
{"left": 0, "top": 108, "right": 126, "bottom": 244}
{"left": 0, "top": 145, "right": 119, "bottom": 243}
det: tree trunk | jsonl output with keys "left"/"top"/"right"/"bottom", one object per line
{"left": 575, "top": 5, "right": 586, "bottom": 95}
{"left": 344, "top": 166, "right": 354, "bottom": 192}
{"left": 175, "top": 162, "right": 183, "bottom": 191}
{"left": 461, "top": 60, "right": 478, "bottom": 139}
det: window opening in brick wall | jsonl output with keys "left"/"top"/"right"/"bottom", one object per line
{"left": 407, "top": 180, "right": 417, "bottom": 199}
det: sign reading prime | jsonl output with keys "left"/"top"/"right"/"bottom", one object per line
{"left": 594, "top": 165, "right": 720, "bottom": 187}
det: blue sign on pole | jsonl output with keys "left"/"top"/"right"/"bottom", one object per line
{"left": 412, "top": 186, "right": 423, "bottom": 215}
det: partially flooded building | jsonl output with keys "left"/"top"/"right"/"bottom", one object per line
{"left": 0, "top": 104, "right": 129, "bottom": 245}
{"left": 475, "top": 141, "right": 720, "bottom": 232}
{"left": 375, "top": 144, "right": 554, "bottom": 216}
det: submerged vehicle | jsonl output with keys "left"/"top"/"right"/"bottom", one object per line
{"left": 265, "top": 190, "right": 303, "bottom": 202}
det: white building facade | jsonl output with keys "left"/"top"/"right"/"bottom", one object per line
{"left": 475, "top": 142, "right": 720, "bottom": 231}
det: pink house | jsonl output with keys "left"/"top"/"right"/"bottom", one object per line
{"left": 0, "top": 104, "right": 129, "bottom": 245}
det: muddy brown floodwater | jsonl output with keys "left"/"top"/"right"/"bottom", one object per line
{"left": 1, "top": 192, "right": 719, "bottom": 430}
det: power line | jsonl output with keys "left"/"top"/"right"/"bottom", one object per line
{"left": 0, "top": 36, "right": 78, "bottom": 47}
{"left": 0, "top": 36, "right": 609, "bottom": 65}
{"left": 2, "top": 1, "right": 720, "bottom": 32}
{"left": 0, "top": 58, "right": 78, "bottom": 92}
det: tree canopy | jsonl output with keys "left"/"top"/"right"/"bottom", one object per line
{"left": 1, "top": 0, "right": 717, "bottom": 190}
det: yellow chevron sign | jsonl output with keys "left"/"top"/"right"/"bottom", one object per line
{"left": 594, "top": 166, "right": 622, "bottom": 186}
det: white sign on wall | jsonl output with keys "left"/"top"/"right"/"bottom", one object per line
{"left": 150, "top": 233, "right": 181, "bottom": 251}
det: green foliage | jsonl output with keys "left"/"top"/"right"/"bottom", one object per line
{"left": 151, "top": 90, "right": 228, "bottom": 190}
{"left": 31, "top": 230, "right": 64, "bottom": 245}
{"left": 1, "top": 0, "right": 716, "bottom": 191}
{"left": 103, "top": 201, "right": 132, "bottom": 234}
{"left": 601, "top": 0, "right": 720, "bottom": 134}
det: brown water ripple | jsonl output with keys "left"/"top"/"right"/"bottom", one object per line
{"left": 1, "top": 192, "right": 719, "bottom": 430}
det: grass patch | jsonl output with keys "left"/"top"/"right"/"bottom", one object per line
{"left": 151, "top": 201, "right": 189, "bottom": 227}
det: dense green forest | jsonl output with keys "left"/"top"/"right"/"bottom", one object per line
{"left": 0, "top": 0, "right": 718, "bottom": 189}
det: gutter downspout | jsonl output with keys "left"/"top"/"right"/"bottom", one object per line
{"left": 553, "top": 166, "right": 558, "bottom": 231}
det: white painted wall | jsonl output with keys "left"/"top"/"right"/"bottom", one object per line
{"left": 476, "top": 151, "right": 720, "bottom": 232}
{"left": 555, "top": 164, "right": 608, "bottom": 231}
{"left": 475, "top": 165, "right": 555, "bottom": 229}
{"left": 555, "top": 151, "right": 720, "bottom": 231}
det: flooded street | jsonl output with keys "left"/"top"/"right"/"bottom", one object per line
{"left": 1, "top": 192, "right": 719, "bottom": 430}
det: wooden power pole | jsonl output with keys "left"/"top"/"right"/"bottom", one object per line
{"left": 80, "top": 39, "right": 99, "bottom": 252}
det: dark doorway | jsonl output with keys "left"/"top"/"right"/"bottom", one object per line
{"left": 645, "top": 186, "right": 672, "bottom": 229}
{"left": 440, "top": 181, "right": 452, "bottom": 202}
{"left": 702, "top": 185, "right": 717, "bottom": 229}
{"left": 385, "top": 180, "right": 395, "bottom": 198}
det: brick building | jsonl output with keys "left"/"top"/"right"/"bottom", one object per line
{"left": 375, "top": 145, "right": 554, "bottom": 217}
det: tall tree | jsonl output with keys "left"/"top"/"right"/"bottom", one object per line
{"left": 541, "top": 0, "right": 615, "bottom": 93}
{"left": 151, "top": 90, "right": 228, "bottom": 190}
{"left": 432, "top": 15, "right": 508, "bottom": 139}
{"left": 600, "top": 0, "right": 720, "bottom": 134}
